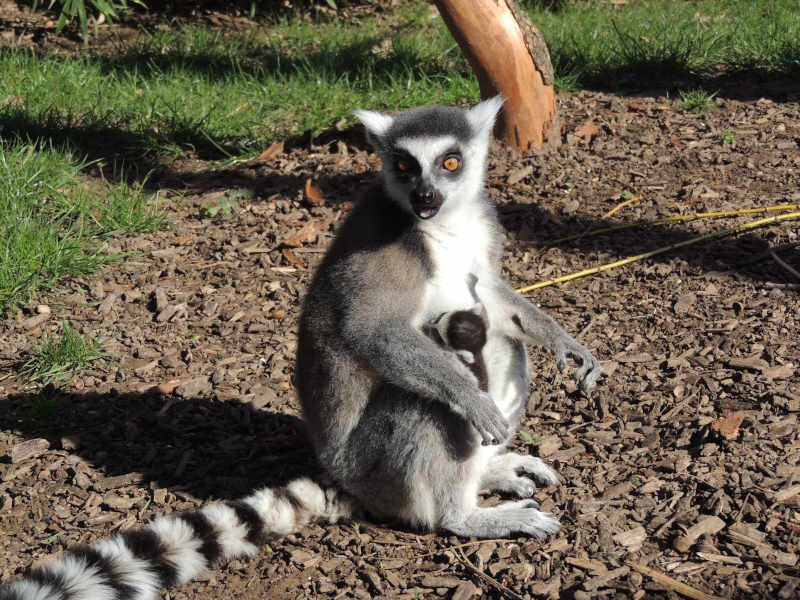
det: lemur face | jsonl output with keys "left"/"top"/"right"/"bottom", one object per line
{"left": 355, "top": 96, "right": 503, "bottom": 221}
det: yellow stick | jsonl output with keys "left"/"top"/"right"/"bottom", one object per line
{"left": 548, "top": 204, "right": 798, "bottom": 246}
{"left": 517, "top": 211, "right": 800, "bottom": 294}
{"left": 603, "top": 194, "right": 642, "bottom": 219}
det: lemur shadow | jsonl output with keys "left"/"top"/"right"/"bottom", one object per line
{"left": 0, "top": 387, "right": 319, "bottom": 502}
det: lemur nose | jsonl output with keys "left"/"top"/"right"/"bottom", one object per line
{"left": 415, "top": 188, "right": 436, "bottom": 204}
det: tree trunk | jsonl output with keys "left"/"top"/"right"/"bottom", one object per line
{"left": 433, "top": 0, "right": 560, "bottom": 151}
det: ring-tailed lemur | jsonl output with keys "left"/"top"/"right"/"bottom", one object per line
{"left": 0, "top": 98, "right": 602, "bottom": 599}
{"left": 297, "top": 96, "right": 601, "bottom": 539}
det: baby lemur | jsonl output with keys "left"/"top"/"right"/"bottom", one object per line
{"left": 426, "top": 304, "right": 489, "bottom": 391}
{"left": 0, "top": 98, "right": 602, "bottom": 600}
{"left": 425, "top": 275, "right": 489, "bottom": 392}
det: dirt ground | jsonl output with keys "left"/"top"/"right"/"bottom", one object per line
{"left": 2, "top": 12, "right": 800, "bottom": 599}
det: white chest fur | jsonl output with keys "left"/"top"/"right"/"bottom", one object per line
{"left": 417, "top": 209, "right": 492, "bottom": 321}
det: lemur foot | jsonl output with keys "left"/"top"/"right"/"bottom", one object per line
{"left": 444, "top": 500, "right": 560, "bottom": 539}
{"left": 482, "top": 453, "right": 560, "bottom": 498}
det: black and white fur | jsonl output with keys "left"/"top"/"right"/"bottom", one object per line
{"left": 0, "top": 478, "right": 352, "bottom": 600}
{"left": 297, "top": 96, "right": 602, "bottom": 540}
{"left": 1, "top": 98, "right": 602, "bottom": 599}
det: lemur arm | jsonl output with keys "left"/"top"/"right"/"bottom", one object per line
{"left": 482, "top": 279, "right": 603, "bottom": 391}
{"left": 342, "top": 313, "right": 509, "bottom": 445}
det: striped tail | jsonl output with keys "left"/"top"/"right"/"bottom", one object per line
{"left": 0, "top": 478, "right": 352, "bottom": 600}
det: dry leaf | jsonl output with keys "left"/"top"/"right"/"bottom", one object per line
{"left": 269, "top": 309, "right": 286, "bottom": 319}
{"left": 281, "top": 248, "right": 305, "bottom": 266}
{"left": 711, "top": 411, "right": 744, "bottom": 440}
{"left": 282, "top": 221, "right": 319, "bottom": 247}
{"left": 175, "top": 235, "right": 194, "bottom": 245}
{"left": 253, "top": 140, "right": 284, "bottom": 163}
{"left": 225, "top": 102, "right": 251, "bottom": 118}
{"left": 4, "top": 95, "right": 24, "bottom": 108}
{"left": 574, "top": 119, "right": 602, "bottom": 142}
{"left": 157, "top": 379, "right": 182, "bottom": 394}
{"left": 305, "top": 178, "right": 325, "bottom": 206}
{"left": 627, "top": 100, "right": 647, "bottom": 112}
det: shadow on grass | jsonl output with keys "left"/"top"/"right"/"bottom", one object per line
{"left": 96, "top": 29, "right": 457, "bottom": 82}
{"left": 0, "top": 387, "right": 319, "bottom": 501}
{"left": 88, "top": 13, "right": 800, "bottom": 103}
{"left": 0, "top": 108, "right": 248, "bottom": 172}
{"left": 0, "top": 31, "right": 462, "bottom": 166}
{"left": 574, "top": 69, "right": 800, "bottom": 103}
{"left": 80, "top": 32, "right": 800, "bottom": 104}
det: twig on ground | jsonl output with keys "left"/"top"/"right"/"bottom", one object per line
{"left": 611, "top": 177, "right": 640, "bottom": 195}
{"left": 762, "top": 282, "right": 800, "bottom": 290}
{"left": 734, "top": 492, "right": 753, "bottom": 522}
{"left": 577, "top": 317, "right": 594, "bottom": 339}
{"left": 603, "top": 194, "right": 643, "bottom": 219}
{"left": 399, "top": 538, "right": 521, "bottom": 559}
{"left": 517, "top": 211, "right": 800, "bottom": 293}
{"left": 455, "top": 547, "right": 525, "bottom": 600}
{"left": 626, "top": 561, "right": 725, "bottom": 600}
{"left": 770, "top": 250, "right": 800, "bottom": 281}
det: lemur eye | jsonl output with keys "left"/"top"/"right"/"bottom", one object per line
{"left": 443, "top": 156, "right": 460, "bottom": 171}
{"left": 396, "top": 160, "right": 409, "bottom": 172}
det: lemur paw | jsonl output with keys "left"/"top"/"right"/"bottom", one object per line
{"left": 503, "top": 501, "right": 561, "bottom": 539}
{"left": 555, "top": 338, "right": 603, "bottom": 392}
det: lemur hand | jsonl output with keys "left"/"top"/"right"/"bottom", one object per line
{"left": 553, "top": 336, "right": 603, "bottom": 391}
{"left": 466, "top": 391, "right": 510, "bottom": 445}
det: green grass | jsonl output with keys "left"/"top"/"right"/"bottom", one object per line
{"left": 719, "top": 130, "right": 736, "bottom": 146}
{"left": 2, "top": 1, "right": 798, "bottom": 166}
{"left": 0, "top": 143, "right": 164, "bottom": 312}
{"left": 679, "top": 89, "right": 718, "bottom": 114}
{"left": 20, "top": 321, "right": 110, "bottom": 384}
{"left": 0, "top": 3, "right": 477, "bottom": 163}
{"left": 528, "top": 0, "right": 800, "bottom": 89}
{"left": 91, "top": 177, "right": 168, "bottom": 234}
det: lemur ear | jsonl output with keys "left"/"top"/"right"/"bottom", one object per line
{"left": 466, "top": 95, "right": 504, "bottom": 138}
{"left": 354, "top": 109, "right": 394, "bottom": 141}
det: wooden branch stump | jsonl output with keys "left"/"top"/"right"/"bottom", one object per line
{"left": 433, "top": 0, "right": 560, "bottom": 151}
